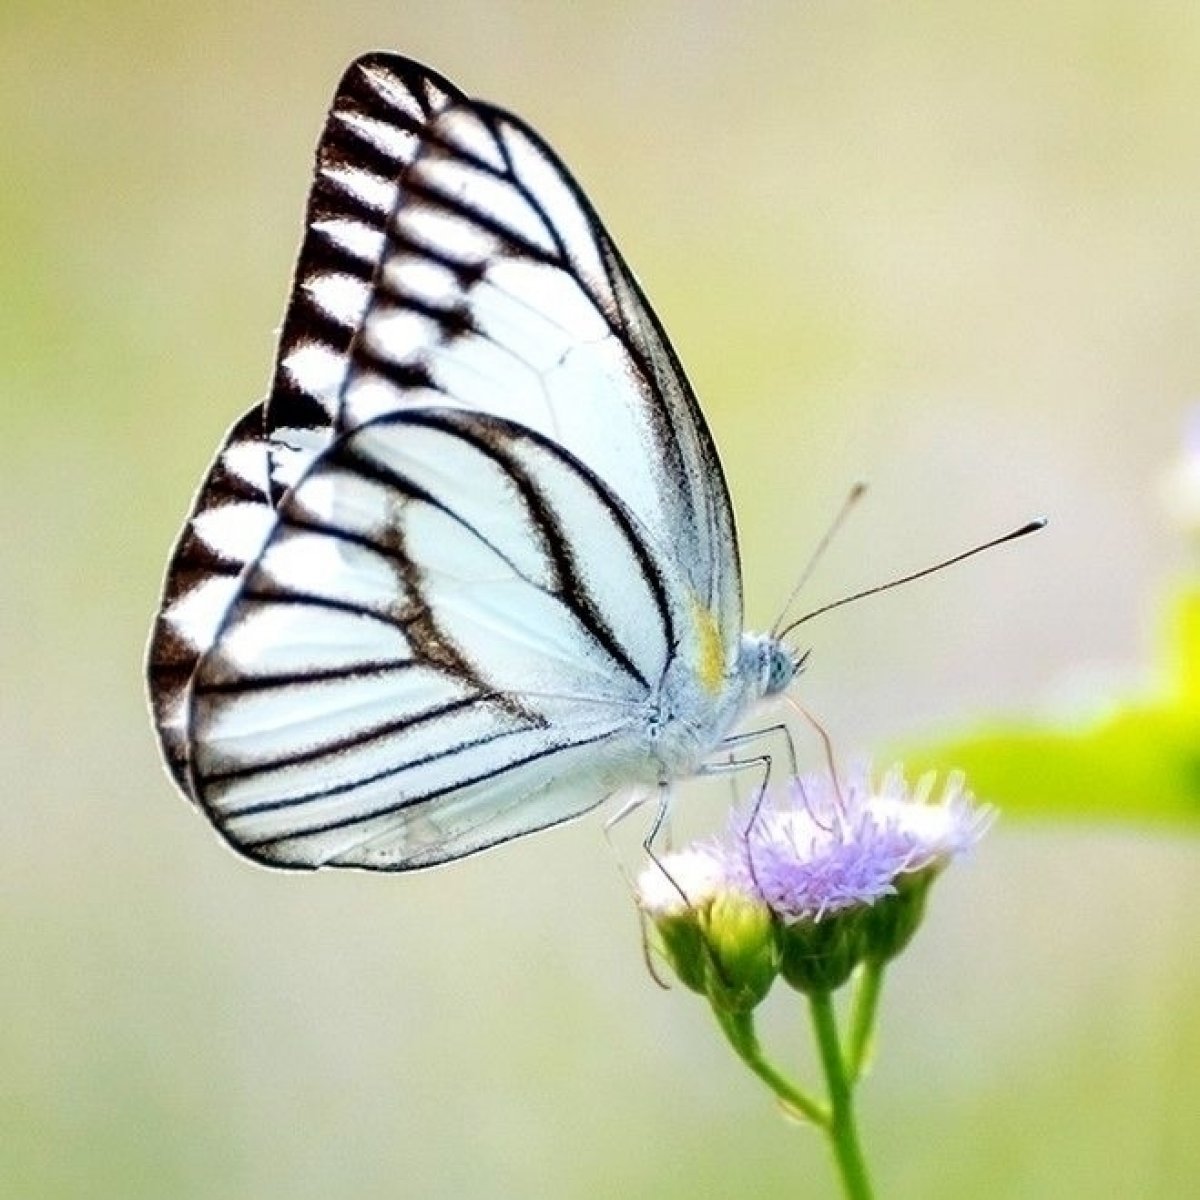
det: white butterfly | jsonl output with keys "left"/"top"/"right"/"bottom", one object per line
{"left": 147, "top": 52, "right": 798, "bottom": 870}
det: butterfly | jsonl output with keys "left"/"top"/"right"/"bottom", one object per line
{"left": 147, "top": 52, "right": 799, "bottom": 871}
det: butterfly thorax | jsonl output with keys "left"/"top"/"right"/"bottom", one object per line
{"left": 642, "top": 632, "right": 798, "bottom": 781}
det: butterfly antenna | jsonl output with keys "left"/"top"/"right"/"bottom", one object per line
{"left": 770, "top": 481, "right": 869, "bottom": 637}
{"left": 777, "top": 517, "right": 1046, "bottom": 642}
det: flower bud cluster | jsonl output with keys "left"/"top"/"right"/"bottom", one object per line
{"left": 636, "top": 767, "right": 989, "bottom": 1009}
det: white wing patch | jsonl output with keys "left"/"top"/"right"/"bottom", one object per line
{"left": 282, "top": 342, "right": 347, "bottom": 415}
{"left": 312, "top": 217, "right": 387, "bottom": 264}
{"left": 319, "top": 164, "right": 396, "bottom": 215}
{"left": 303, "top": 272, "right": 372, "bottom": 328}
{"left": 334, "top": 107, "right": 418, "bottom": 161}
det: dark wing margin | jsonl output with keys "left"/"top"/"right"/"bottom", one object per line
{"left": 147, "top": 404, "right": 271, "bottom": 792}
{"left": 263, "top": 54, "right": 465, "bottom": 484}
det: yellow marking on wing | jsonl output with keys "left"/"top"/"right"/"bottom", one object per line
{"left": 690, "top": 597, "right": 725, "bottom": 696}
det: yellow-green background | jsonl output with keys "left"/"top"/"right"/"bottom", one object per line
{"left": 4, "top": 3, "right": 1198, "bottom": 1197}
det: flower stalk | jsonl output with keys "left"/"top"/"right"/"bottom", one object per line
{"left": 809, "top": 990, "right": 874, "bottom": 1200}
{"left": 636, "top": 763, "right": 990, "bottom": 1200}
{"left": 846, "top": 960, "right": 885, "bottom": 1083}
{"left": 713, "top": 1007, "right": 828, "bottom": 1126}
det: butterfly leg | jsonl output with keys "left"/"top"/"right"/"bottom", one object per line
{"left": 603, "top": 785, "right": 684, "bottom": 900}
{"left": 641, "top": 781, "right": 674, "bottom": 854}
{"left": 700, "top": 751, "right": 774, "bottom": 829}
{"left": 598, "top": 790, "right": 677, "bottom": 990}
{"left": 707, "top": 719, "right": 801, "bottom": 837}
{"left": 700, "top": 726, "right": 801, "bottom": 899}
{"left": 602, "top": 787, "right": 650, "bottom": 885}
{"left": 603, "top": 780, "right": 676, "bottom": 854}
{"left": 604, "top": 786, "right": 651, "bottom": 832}
{"left": 608, "top": 781, "right": 697, "bottom": 908}
{"left": 718, "top": 721, "right": 799, "bottom": 779}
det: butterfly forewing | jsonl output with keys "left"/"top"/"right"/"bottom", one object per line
{"left": 333, "top": 95, "right": 743, "bottom": 648}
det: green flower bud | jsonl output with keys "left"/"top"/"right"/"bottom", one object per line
{"left": 777, "top": 909, "right": 866, "bottom": 995}
{"left": 699, "top": 891, "right": 779, "bottom": 1013}
{"left": 860, "top": 869, "right": 935, "bottom": 965}
{"left": 651, "top": 908, "right": 710, "bottom": 995}
{"left": 635, "top": 850, "right": 778, "bottom": 1008}
{"left": 637, "top": 848, "right": 730, "bottom": 995}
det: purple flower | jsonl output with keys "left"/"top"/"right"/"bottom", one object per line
{"left": 731, "top": 766, "right": 991, "bottom": 924}
{"left": 635, "top": 764, "right": 991, "bottom": 1000}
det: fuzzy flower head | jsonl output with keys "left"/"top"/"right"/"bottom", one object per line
{"left": 728, "top": 765, "right": 992, "bottom": 992}
{"left": 735, "top": 766, "right": 991, "bottom": 924}
{"left": 635, "top": 846, "right": 729, "bottom": 920}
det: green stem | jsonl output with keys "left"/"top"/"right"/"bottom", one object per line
{"left": 714, "top": 1008, "right": 828, "bottom": 1126}
{"left": 846, "top": 960, "right": 886, "bottom": 1083}
{"left": 809, "top": 991, "right": 874, "bottom": 1200}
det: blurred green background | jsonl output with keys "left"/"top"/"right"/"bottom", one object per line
{"left": 4, "top": 3, "right": 1198, "bottom": 1196}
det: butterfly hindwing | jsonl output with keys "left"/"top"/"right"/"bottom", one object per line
{"left": 147, "top": 404, "right": 274, "bottom": 790}
{"left": 186, "top": 409, "right": 677, "bottom": 868}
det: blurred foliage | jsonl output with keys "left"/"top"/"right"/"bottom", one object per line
{"left": 905, "top": 586, "right": 1200, "bottom": 826}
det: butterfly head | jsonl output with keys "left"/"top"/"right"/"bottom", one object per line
{"left": 740, "top": 634, "right": 802, "bottom": 701}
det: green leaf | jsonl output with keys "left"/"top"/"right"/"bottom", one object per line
{"left": 899, "top": 587, "right": 1200, "bottom": 826}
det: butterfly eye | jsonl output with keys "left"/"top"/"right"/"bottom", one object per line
{"left": 765, "top": 644, "right": 800, "bottom": 697}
